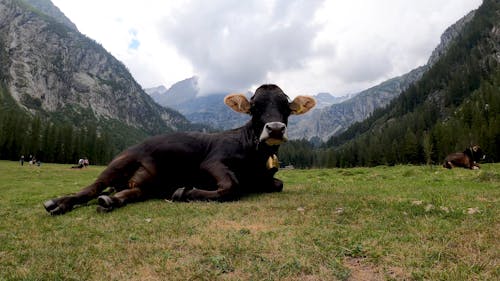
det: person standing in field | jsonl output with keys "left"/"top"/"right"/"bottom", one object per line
{"left": 20, "top": 155, "right": 24, "bottom": 166}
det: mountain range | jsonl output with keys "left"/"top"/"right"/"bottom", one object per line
{"left": 145, "top": 77, "right": 352, "bottom": 131}
{"left": 277, "top": 0, "right": 499, "bottom": 167}
{"left": 323, "top": 0, "right": 500, "bottom": 166}
{"left": 146, "top": 10, "right": 476, "bottom": 141}
{"left": 0, "top": 0, "right": 194, "bottom": 143}
{"left": 1, "top": 0, "right": 495, "bottom": 166}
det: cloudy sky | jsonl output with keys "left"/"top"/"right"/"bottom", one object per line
{"left": 52, "top": 0, "right": 481, "bottom": 97}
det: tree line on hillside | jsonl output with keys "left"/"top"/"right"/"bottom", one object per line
{"left": 0, "top": 109, "right": 115, "bottom": 165}
{"left": 279, "top": 61, "right": 500, "bottom": 168}
{"left": 339, "top": 76, "right": 497, "bottom": 168}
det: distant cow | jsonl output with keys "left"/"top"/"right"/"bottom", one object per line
{"left": 44, "top": 84, "right": 316, "bottom": 215}
{"left": 443, "top": 145, "right": 485, "bottom": 169}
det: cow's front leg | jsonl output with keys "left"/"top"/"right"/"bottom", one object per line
{"left": 172, "top": 161, "right": 238, "bottom": 202}
{"left": 44, "top": 182, "right": 106, "bottom": 215}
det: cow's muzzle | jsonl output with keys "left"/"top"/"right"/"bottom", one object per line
{"left": 259, "top": 122, "right": 288, "bottom": 145}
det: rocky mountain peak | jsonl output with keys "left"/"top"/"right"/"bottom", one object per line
{"left": 146, "top": 76, "right": 199, "bottom": 107}
{"left": 22, "top": 0, "right": 79, "bottom": 31}
{"left": 0, "top": 0, "right": 191, "bottom": 136}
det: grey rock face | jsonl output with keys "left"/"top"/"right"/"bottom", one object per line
{"left": 0, "top": 0, "right": 189, "bottom": 134}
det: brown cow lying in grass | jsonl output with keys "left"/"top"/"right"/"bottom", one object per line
{"left": 44, "top": 84, "right": 316, "bottom": 215}
{"left": 443, "top": 145, "right": 485, "bottom": 169}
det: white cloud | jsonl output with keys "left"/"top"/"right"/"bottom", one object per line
{"left": 52, "top": 0, "right": 482, "bottom": 97}
{"left": 159, "top": 0, "right": 324, "bottom": 94}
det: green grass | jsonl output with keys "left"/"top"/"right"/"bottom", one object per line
{"left": 0, "top": 161, "right": 498, "bottom": 280}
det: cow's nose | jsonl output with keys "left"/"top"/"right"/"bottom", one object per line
{"left": 266, "top": 122, "right": 286, "bottom": 134}
{"left": 265, "top": 122, "right": 286, "bottom": 137}
{"left": 259, "top": 122, "right": 288, "bottom": 145}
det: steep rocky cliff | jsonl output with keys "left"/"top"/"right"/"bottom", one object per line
{"left": 22, "top": 0, "right": 78, "bottom": 31}
{"left": 0, "top": 0, "right": 190, "bottom": 136}
{"left": 427, "top": 11, "right": 476, "bottom": 66}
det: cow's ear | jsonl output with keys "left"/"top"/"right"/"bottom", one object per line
{"left": 224, "top": 94, "right": 251, "bottom": 114}
{"left": 290, "top": 96, "right": 316, "bottom": 115}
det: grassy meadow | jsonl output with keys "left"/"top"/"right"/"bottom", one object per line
{"left": 0, "top": 160, "right": 498, "bottom": 280}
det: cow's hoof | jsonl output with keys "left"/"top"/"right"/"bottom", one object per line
{"left": 97, "top": 195, "right": 114, "bottom": 208}
{"left": 49, "top": 206, "right": 68, "bottom": 215}
{"left": 44, "top": 199, "right": 68, "bottom": 215}
{"left": 96, "top": 205, "right": 113, "bottom": 213}
{"left": 45, "top": 204, "right": 68, "bottom": 216}
{"left": 171, "top": 187, "right": 192, "bottom": 202}
{"left": 43, "top": 199, "right": 58, "bottom": 212}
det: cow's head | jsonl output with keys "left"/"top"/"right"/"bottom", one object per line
{"left": 224, "top": 84, "right": 315, "bottom": 146}
{"left": 465, "top": 145, "right": 486, "bottom": 162}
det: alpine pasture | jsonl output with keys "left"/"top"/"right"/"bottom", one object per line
{"left": 0, "top": 160, "right": 498, "bottom": 280}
